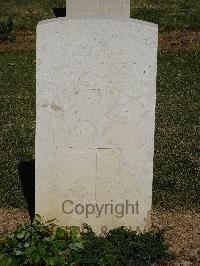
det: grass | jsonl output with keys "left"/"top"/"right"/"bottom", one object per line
{"left": 0, "top": 50, "right": 199, "bottom": 210}
{"left": 153, "top": 50, "right": 200, "bottom": 209}
{"left": 0, "top": 0, "right": 65, "bottom": 31}
{"left": 0, "top": 0, "right": 200, "bottom": 31}
{"left": 131, "top": 0, "right": 200, "bottom": 31}
{"left": 0, "top": 51, "right": 35, "bottom": 209}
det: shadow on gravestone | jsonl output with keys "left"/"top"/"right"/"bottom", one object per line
{"left": 53, "top": 8, "right": 66, "bottom": 17}
{"left": 18, "top": 161, "right": 35, "bottom": 221}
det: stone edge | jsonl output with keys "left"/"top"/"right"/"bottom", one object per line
{"left": 37, "top": 17, "right": 158, "bottom": 30}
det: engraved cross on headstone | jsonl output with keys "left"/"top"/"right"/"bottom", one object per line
{"left": 36, "top": 0, "right": 158, "bottom": 234}
{"left": 66, "top": 0, "right": 130, "bottom": 18}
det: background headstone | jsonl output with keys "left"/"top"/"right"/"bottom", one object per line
{"left": 36, "top": 1, "right": 158, "bottom": 234}
{"left": 66, "top": 0, "right": 130, "bottom": 17}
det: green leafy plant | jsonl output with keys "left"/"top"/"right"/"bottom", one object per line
{"left": 0, "top": 215, "right": 83, "bottom": 265}
{"left": 79, "top": 225, "right": 173, "bottom": 265}
{"left": 0, "top": 18, "right": 15, "bottom": 42}
{"left": 0, "top": 216, "right": 173, "bottom": 265}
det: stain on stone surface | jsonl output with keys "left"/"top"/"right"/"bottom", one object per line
{"left": 51, "top": 103, "right": 62, "bottom": 112}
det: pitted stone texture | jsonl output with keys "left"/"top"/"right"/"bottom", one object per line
{"left": 36, "top": 17, "right": 158, "bottom": 234}
{"left": 66, "top": 0, "right": 130, "bottom": 17}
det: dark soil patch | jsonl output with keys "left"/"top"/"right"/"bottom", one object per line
{"left": 159, "top": 31, "right": 200, "bottom": 49}
{"left": 0, "top": 31, "right": 35, "bottom": 51}
{"left": 0, "top": 208, "right": 30, "bottom": 234}
{"left": 0, "top": 31, "right": 200, "bottom": 51}
{"left": 152, "top": 211, "right": 200, "bottom": 265}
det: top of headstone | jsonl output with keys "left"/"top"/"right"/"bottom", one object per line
{"left": 66, "top": 0, "right": 130, "bottom": 18}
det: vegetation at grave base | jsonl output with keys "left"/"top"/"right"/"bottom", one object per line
{"left": 0, "top": 215, "right": 84, "bottom": 265}
{"left": 0, "top": 215, "right": 172, "bottom": 266}
{"left": 0, "top": 50, "right": 199, "bottom": 210}
{"left": 0, "top": 18, "right": 15, "bottom": 42}
{"left": 0, "top": 0, "right": 200, "bottom": 31}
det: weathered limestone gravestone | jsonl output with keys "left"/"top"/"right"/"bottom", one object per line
{"left": 36, "top": 0, "right": 158, "bottom": 234}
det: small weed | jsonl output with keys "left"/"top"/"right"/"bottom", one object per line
{"left": 0, "top": 18, "right": 15, "bottom": 42}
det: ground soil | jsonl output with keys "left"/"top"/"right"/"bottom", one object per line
{"left": 152, "top": 210, "right": 200, "bottom": 265}
{"left": 0, "top": 31, "right": 200, "bottom": 51}
{"left": 0, "top": 208, "right": 30, "bottom": 234}
{"left": 0, "top": 31, "right": 36, "bottom": 51}
{"left": 0, "top": 209, "right": 199, "bottom": 265}
{"left": 159, "top": 31, "right": 200, "bottom": 49}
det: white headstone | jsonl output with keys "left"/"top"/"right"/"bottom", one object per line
{"left": 36, "top": 1, "right": 158, "bottom": 234}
